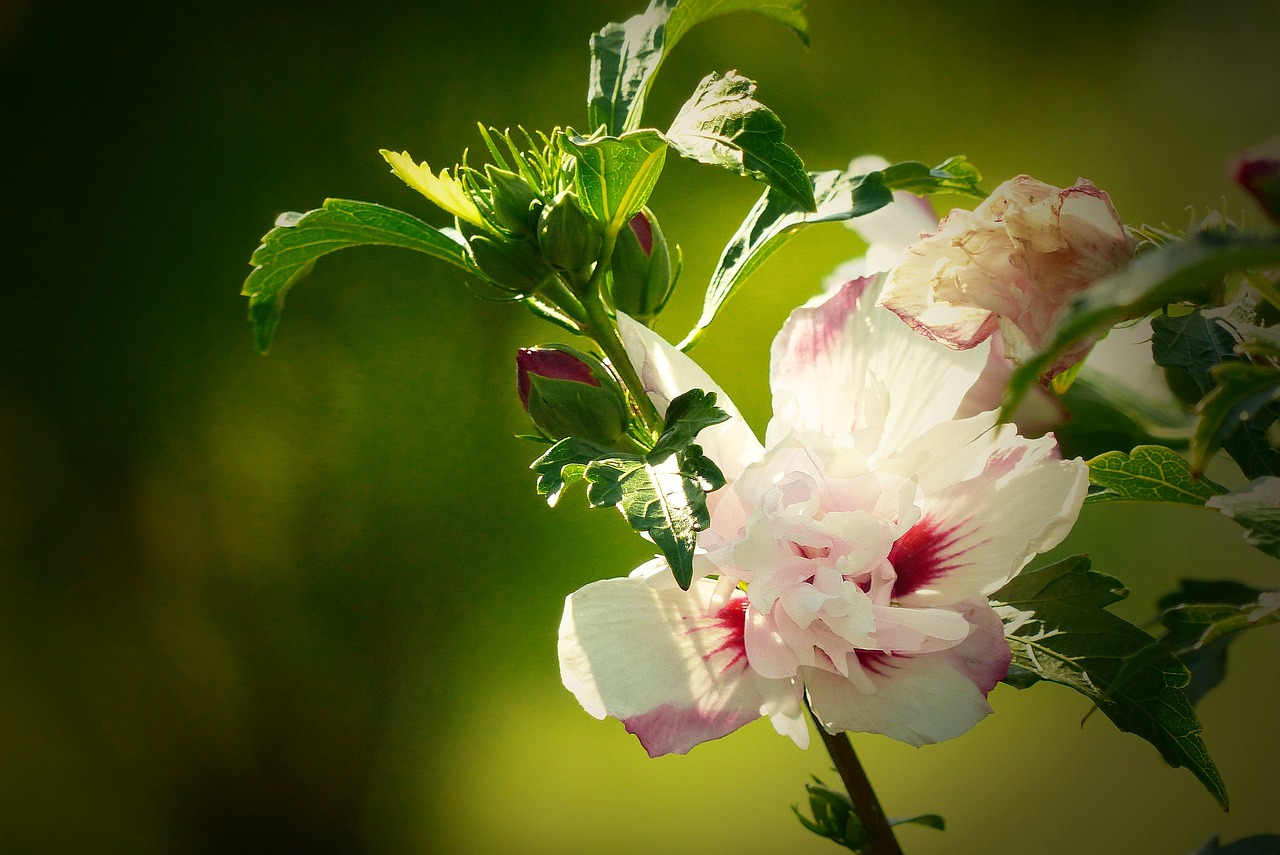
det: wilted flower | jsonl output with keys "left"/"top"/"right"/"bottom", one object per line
{"left": 878, "top": 175, "right": 1136, "bottom": 380}
{"left": 558, "top": 277, "right": 1088, "bottom": 755}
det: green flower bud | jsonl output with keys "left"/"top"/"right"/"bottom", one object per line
{"left": 517, "top": 345, "right": 629, "bottom": 444}
{"left": 484, "top": 165, "right": 540, "bottom": 236}
{"left": 537, "top": 191, "right": 603, "bottom": 274}
{"left": 609, "top": 208, "right": 678, "bottom": 322}
{"left": 468, "top": 232, "right": 551, "bottom": 294}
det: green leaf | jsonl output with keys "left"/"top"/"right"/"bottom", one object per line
{"left": 1191, "top": 833, "right": 1280, "bottom": 855}
{"left": 678, "top": 157, "right": 981, "bottom": 350}
{"left": 559, "top": 130, "right": 668, "bottom": 236}
{"left": 530, "top": 437, "right": 616, "bottom": 505}
{"left": 587, "top": 0, "right": 808, "bottom": 136}
{"left": 992, "top": 556, "right": 1228, "bottom": 810}
{"left": 1207, "top": 477, "right": 1280, "bottom": 558}
{"left": 1085, "top": 445, "right": 1226, "bottom": 505}
{"left": 532, "top": 390, "right": 728, "bottom": 588}
{"left": 1003, "top": 231, "right": 1280, "bottom": 420}
{"left": 793, "top": 778, "right": 943, "bottom": 853}
{"left": 1192, "top": 361, "right": 1280, "bottom": 478}
{"left": 1152, "top": 310, "right": 1243, "bottom": 396}
{"left": 1158, "top": 579, "right": 1280, "bottom": 705}
{"left": 666, "top": 70, "right": 815, "bottom": 211}
{"left": 241, "top": 199, "right": 473, "bottom": 353}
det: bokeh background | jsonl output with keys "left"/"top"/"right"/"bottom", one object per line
{"left": 3, "top": 1, "right": 1279, "bottom": 852}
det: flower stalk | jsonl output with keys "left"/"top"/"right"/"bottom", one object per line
{"left": 810, "top": 705, "right": 904, "bottom": 855}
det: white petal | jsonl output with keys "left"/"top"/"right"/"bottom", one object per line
{"left": 806, "top": 600, "right": 1010, "bottom": 746}
{"left": 559, "top": 572, "right": 779, "bottom": 756}
{"left": 767, "top": 277, "right": 990, "bottom": 457}
{"left": 890, "top": 435, "right": 1088, "bottom": 606}
{"left": 617, "top": 313, "right": 764, "bottom": 481}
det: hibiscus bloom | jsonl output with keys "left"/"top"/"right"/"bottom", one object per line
{"left": 558, "top": 277, "right": 1088, "bottom": 756}
{"left": 877, "top": 174, "right": 1135, "bottom": 379}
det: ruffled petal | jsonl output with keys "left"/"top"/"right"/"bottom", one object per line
{"left": 559, "top": 567, "right": 795, "bottom": 756}
{"left": 806, "top": 600, "right": 1010, "bottom": 746}
{"left": 768, "top": 277, "right": 990, "bottom": 457}
{"left": 889, "top": 428, "right": 1088, "bottom": 606}
{"left": 617, "top": 313, "right": 764, "bottom": 481}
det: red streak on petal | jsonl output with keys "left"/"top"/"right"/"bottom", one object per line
{"left": 684, "top": 595, "right": 748, "bottom": 676}
{"left": 887, "top": 517, "right": 972, "bottom": 597}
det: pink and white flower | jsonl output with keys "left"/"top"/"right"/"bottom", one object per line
{"left": 558, "top": 277, "right": 1088, "bottom": 756}
{"left": 878, "top": 174, "right": 1136, "bottom": 379}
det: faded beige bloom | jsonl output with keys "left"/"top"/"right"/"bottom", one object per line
{"left": 879, "top": 175, "right": 1135, "bottom": 379}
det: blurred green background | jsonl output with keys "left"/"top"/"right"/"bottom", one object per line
{"left": 3, "top": 1, "right": 1279, "bottom": 852}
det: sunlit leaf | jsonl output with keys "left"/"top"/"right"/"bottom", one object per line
{"left": 1206, "top": 476, "right": 1280, "bottom": 558}
{"left": 241, "top": 199, "right": 473, "bottom": 353}
{"left": 666, "top": 70, "right": 815, "bottom": 211}
{"left": 992, "top": 556, "right": 1228, "bottom": 810}
{"left": 1085, "top": 445, "right": 1225, "bottom": 505}
{"left": 587, "top": 0, "right": 808, "bottom": 136}
{"left": 559, "top": 130, "right": 668, "bottom": 236}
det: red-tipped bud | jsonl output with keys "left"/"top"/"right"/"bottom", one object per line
{"left": 610, "top": 207, "right": 678, "bottom": 323}
{"left": 1232, "top": 137, "right": 1280, "bottom": 224}
{"left": 516, "top": 345, "right": 629, "bottom": 444}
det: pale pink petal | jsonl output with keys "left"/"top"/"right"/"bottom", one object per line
{"left": 768, "top": 277, "right": 990, "bottom": 457}
{"left": 806, "top": 600, "right": 1010, "bottom": 746}
{"left": 559, "top": 570, "right": 796, "bottom": 756}
{"left": 889, "top": 434, "right": 1088, "bottom": 607}
{"left": 617, "top": 313, "right": 764, "bottom": 481}
{"left": 954, "top": 330, "right": 1070, "bottom": 435}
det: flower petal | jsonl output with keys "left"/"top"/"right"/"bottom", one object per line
{"left": 889, "top": 428, "right": 1088, "bottom": 606}
{"left": 617, "top": 313, "right": 763, "bottom": 481}
{"left": 806, "top": 599, "right": 1010, "bottom": 746}
{"left": 768, "top": 277, "right": 990, "bottom": 457}
{"left": 559, "top": 567, "right": 794, "bottom": 756}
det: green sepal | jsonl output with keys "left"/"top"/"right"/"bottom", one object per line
{"left": 587, "top": 0, "right": 808, "bottom": 136}
{"left": 526, "top": 372, "right": 630, "bottom": 446}
{"left": 484, "top": 165, "right": 541, "bottom": 236}
{"left": 466, "top": 232, "right": 553, "bottom": 295}
{"left": 559, "top": 130, "right": 668, "bottom": 236}
{"left": 610, "top": 208, "right": 676, "bottom": 322}
{"left": 537, "top": 190, "right": 604, "bottom": 273}
{"left": 992, "top": 555, "right": 1228, "bottom": 810}
{"left": 666, "top": 70, "right": 815, "bottom": 212}
{"left": 1085, "top": 445, "right": 1226, "bottom": 505}
{"left": 1002, "top": 232, "right": 1280, "bottom": 421}
{"left": 241, "top": 198, "right": 475, "bottom": 353}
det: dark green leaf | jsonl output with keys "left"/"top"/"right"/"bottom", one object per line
{"left": 1085, "top": 445, "right": 1226, "bottom": 505}
{"left": 241, "top": 199, "right": 474, "bottom": 353}
{"left": 648, "top": 388, "right": 731, "bottom": 460}
{"left": 1152, "top": 310, "right": 1243, "bottom": 396}
{"left": 583, "top": 451, "right": 712, "bottom": 589}
{"left": 792, "top": 778, "right": 943, "bottom": 853}
{"left": 1156, "top": 579, "right": 1273, "bottom": 706}
{"left": 1191, "top": 833, "right": 1280, "bottom": 855}
{"left": 992, "top": 556, "right": 1228, "bottom": 810}
{"left": 530, "top": 437, "right": 617, "bottom": 505}
{"left": 1192, "top": 362, "right": 1280, "bottom": 478}
{"left": 587, "top": 0, "right": 808, "bottom": 136}
{"left": 678, "top": 157, "right": 981, "bottom": 350}
{"left": 559, "top": 130, "right": 668, "bottom": 235}
{"left": 666, "top": 71, "right": 815, "bottom": 211}
{"left": 1206, "top": 477, "right": 1280, "bottom": 558}
{"left": 1054, "top": 371, "right": 1191, "bottom": 461}
{"left": 1159, "top": 582, "right": 1280, "bottom": 705}
{"left": 1003, "top": 232, "right": 1280, "bottom": 420}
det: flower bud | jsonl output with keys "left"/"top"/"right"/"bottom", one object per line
{"left": 485, "top": 165, "right": 541, "bottom": 236}
{"left": 537, "top": 191, "right": 603, "bottom": 273}
{"left": 516, "top": 345, "right": 629, "bottom": 444}
{"left": 609, "top": 208, "right": 678, "bottom": 322}
{"left": 1232, "top": 137, "right": 1280, "bottom": 224}
{"left": 467, "top": 232, "right": 551, "bottom": 294}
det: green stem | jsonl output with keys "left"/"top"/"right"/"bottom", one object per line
{"left": 809, "top": 706, "right": 903, "bottom": 855}
{"left": 580, "top": 231, "right": 664, "bottom": 438}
